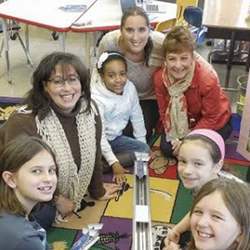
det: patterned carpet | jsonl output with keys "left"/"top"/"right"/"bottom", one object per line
{"left": 48, "top": 135, "right": 249, "bottom": 250}
{"left": 47, "top": 137, "right": 192, "bottom": 250}
{"left": 46, "top": 114, "right": 250, "bottom": 250}
{"left": 0, "top": 99, "right": 249, "bottom": 250}
{"left": 0, "top": 97, "right": 23, "bottom": 124}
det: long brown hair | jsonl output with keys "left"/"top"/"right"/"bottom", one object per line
{"left": 0, "top": 135, "right": 57, "bottom": 216}
{"left": 188, "top": 178, "right": 250, "bottom": 250}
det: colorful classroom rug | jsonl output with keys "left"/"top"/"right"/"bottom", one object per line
{"left": 0, "top": 97, "right": 23, "bottom": 124}
{"left": 48, "top": 171, "right": 186, "bottom": 250}
{"left": 224, "top": 114, "right": 250, "bottom": 166}
{"left": 46, "top": 136, "right": 190, "bottom": 250}
{"left": 1, "top": 98, "right": 249, "bottom": 249}
{"left": 47, "top": 116, "right": 250, "bottom": 250}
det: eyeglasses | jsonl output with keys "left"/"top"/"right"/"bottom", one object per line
{"left": 48, "top": 75, "right": 80, "bottom": 87}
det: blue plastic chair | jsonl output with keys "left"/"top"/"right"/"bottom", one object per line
{"left": 183, "top": 6, "right": 207, "bottom": 45}
{"left": 120, "top": 0, "right": 136, "bottom": 14}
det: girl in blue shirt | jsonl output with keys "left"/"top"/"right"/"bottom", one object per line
{"left": 0, "top": 135, "right": 57, "bottom": 250}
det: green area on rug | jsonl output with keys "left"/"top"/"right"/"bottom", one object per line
{"left": 230, "top": 164, "right": 248, "bottom": 181}
{"left": 171, "top": 183, "right": 192, "bottom": 224}
{"left": 47, "top": 227, "right": 77, "bottom": 249}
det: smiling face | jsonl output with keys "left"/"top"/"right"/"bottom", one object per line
{"left": 120, "top": 15, "right": 150, "bottom": 55}
{"left": 44, "top": 64, "right": 81, "bottom": 113}
{"left": 101, "top": 59, "right": 127, "bottom": 95}
{"left": 177, "top": 140, "right": 221, "bottom": 191}
{"left": 165, "top": 51, "right": 194, "bottom": 81}
{"left": 190, "top": 190, "right": 241, "bottom": 250}
{"left": 8, "top": 149, "right": 57, "bottom": 213}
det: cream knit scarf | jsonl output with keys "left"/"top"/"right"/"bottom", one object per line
{"left": 35, "top": 100, "right": 96, "bottom": 209}
{"left": 162, "top": 62, "right": 195, "bottom": 140}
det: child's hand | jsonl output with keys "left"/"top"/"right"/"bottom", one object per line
{"left": 165, "top": 228, "right": 180, "bottom": 245}
{"left": 54, "top": 195, "right": 75, "bottom": 218}
{"left": 171, "top": 139, "right": 181, "bottom": 156}
{"left": 112, "top": 161, "right": 129, "bottom": 185}
{"left": 163, "top": 241, "right": 181, "bottom": 250}
{"left": 99, "top": 182, "right": 121, "bottom": 200}
{"left": 149, "top": 150, "right": 158, "bottom": 161}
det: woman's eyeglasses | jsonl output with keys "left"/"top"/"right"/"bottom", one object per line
{"left": 48, "top": 75, "right": 80, "bottom": 87}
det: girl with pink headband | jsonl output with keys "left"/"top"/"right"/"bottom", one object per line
{"left": 164, "top": 128, "right": 244, "bottom": 249}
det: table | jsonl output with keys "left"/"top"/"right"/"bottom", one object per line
{"left": 0, "top": 0, "right": 97, "bottom": 83}
{"left": 71, "top": 0, "right": 177, "bottom": 32}
{"left": 0, "top": 0, "right": 176, "bottom": 83}
{"left": 71, "top": 0, "right": 176, "bottom": 67}
{"left": 203, "top": 0, "right": 250, "bottom": 89}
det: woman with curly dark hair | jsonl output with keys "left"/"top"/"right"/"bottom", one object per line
{"left": 0, "top": 51, "right": 120, "bottom": 229}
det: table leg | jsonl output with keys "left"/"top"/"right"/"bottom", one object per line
{"left": 24, "top": 24, "right": 33, "bottom": 66}
{"left": 89, "top": 32, "right": 99, "bottom": 68}
{"left": 16, "top": 25, "right": 33, "bottom": 66}
{"left": 83, "top": 32, "right": 93, "bottom": 68}
{"left": 59, "top": 32, "right": 66, "bottom": 52}
{"left": 225, "top": 31, "right": 236, "bottom": 88}
{"left": 0, "top": 39, "right": 3, "bottom": 56}
{"left": 2, "top": 19, "right": 12, "bottom": 83}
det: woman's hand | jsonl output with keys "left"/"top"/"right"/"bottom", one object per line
{"left": 171, "top": 139, "right": 182, "bottom": 156}
{"left": 112, "top": 161, "right": 129, "bottom": 185}
{"left": 54, "top": 195, "right": 75, "bottom": 218}
{"left": 149, "top": 150, "right": 158, "bottom": 161}
{"left": 99, "top": 182, "right": 121, "bottom": 200}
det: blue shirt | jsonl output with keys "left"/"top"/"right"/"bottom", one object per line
{"left": 0, "top": 212, "right": 49, "bottom": 250}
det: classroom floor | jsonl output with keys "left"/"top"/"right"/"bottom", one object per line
{"left": 1, "top": 24, "right": 249, "bottom": 250}
{"left": 0, "top": 25, "right": 248, "bottom": 113}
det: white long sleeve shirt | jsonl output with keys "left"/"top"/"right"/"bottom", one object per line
{"left": 91, "top": 79, "right": 147, "bottom": 165}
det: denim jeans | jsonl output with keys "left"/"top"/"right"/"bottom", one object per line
{"left": 108, "top": 135, "right": 150, "bottom": 167}
{"left": 109, "top": 135, "right": 150, "bottom": 154}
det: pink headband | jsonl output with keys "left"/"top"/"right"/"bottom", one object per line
{"left": 187, "top": 129, "right": 225, "bottom": 160}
